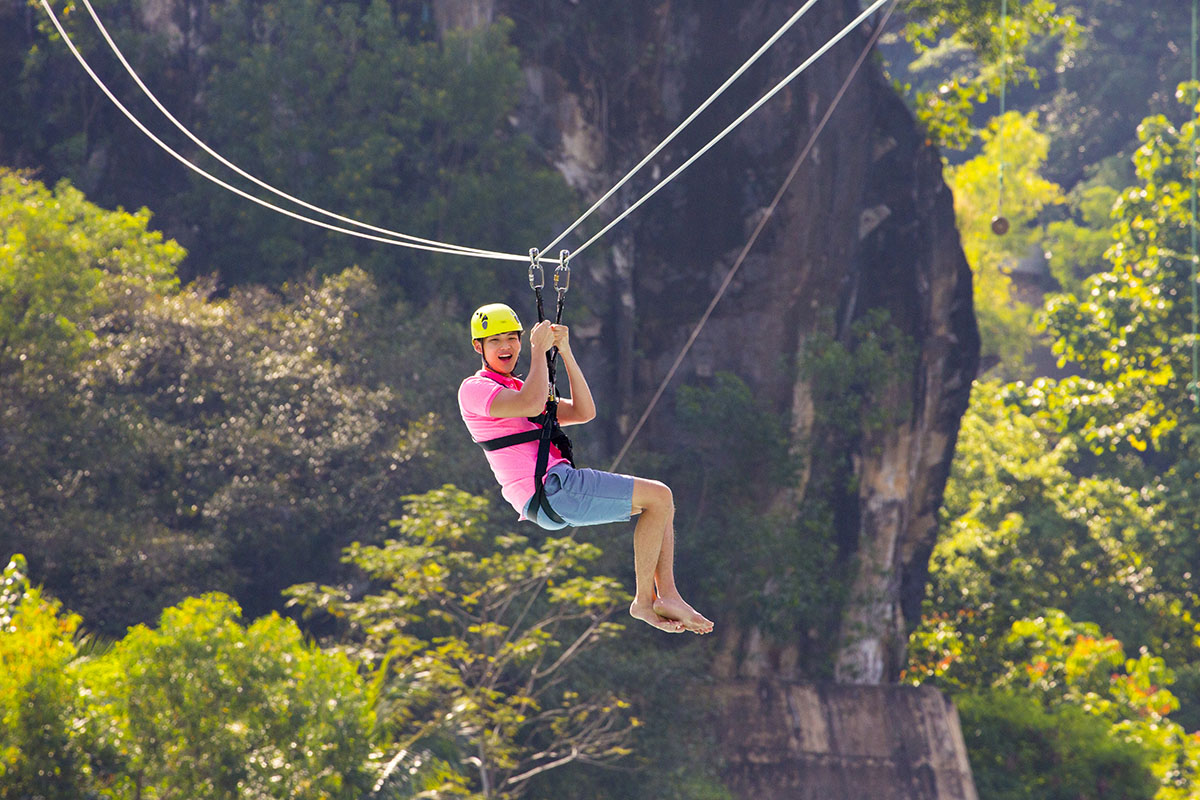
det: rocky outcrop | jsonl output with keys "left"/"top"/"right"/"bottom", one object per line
{"left": 713, "top": 681, "right": 978, "bottom": 800}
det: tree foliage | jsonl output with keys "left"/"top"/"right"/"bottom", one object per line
{"left": 9, "top": 1, "right": 574, "bottom": 294}
{"left": 913, "top": 85, "right": 1200, "bottom": 797}
{"left": 288, "top": 486, "right": 636, "bottom": 800}
{"left": 899, "top": 0, "right": 1077, "bottom": 151}
{"left": 957, "top": 688, "right": 1158, "bottom": 800}
{"left": 75, "top": 593, "right": 376, "bottom": 799}
{"left": 0, "top": 170, "right": 451, "bottom": 632}
{"left": 0, "top": 555, "right": 89, "bottom": 800}
{"left": 1, "top": 571, "right": 378, "bottom": 800}
{"left": 190, "top": 0, "right": 573, "bottom": 294}
{"left": 918, "top": 380, "right": 1173, "bottom": 660}
{"left": 0, "top": 169, "right": 180, "bottom": 381}
{"left": 943, "top": 112, "right": 1064, "bottom": 372}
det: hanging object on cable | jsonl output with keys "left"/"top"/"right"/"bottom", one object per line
{"left": 1191, "top": 0, "right": 1199, "bottom": 408}
{"left": 992, "top": 0, "right": 1011, "bottom": 237}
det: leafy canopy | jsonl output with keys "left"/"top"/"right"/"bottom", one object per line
{"left": 74, "top": 593, "right": 376, "bottom": 799}
{"left": 0, "top": 555, "right": 89, "bottom": 800}
{"left": 288, "top": 486, "right": 636, "bottom": 800}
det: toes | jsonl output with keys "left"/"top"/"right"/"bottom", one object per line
{"left": 630, "top": 604, "right": 686, "bottom": 633}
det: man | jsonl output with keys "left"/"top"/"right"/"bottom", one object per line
{"left": 458, "top": 303, "right": 712, "bottom": 635}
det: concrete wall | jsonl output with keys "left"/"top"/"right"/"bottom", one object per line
{"left": 712, "top": 681, "right": 978, "bottom": 800}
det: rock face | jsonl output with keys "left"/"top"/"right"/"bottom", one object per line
{"left": 494, "top": 0, "right": 979, "bottom": 684}
{"left": 714, "top": 681, "right": 978, "bottom": 800}
{"left": 431, "top": 0, "right": 494, "bottom": 38}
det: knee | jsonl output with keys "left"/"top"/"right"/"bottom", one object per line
{"left": 636, "top": 478, "right": 673, "bottom": 513}
{"left": 656, "top": 481, "right": 674, "bottom": 508}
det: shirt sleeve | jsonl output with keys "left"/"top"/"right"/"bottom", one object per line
{"left": 459, "top": 376, "right": 507, "bottom": 418}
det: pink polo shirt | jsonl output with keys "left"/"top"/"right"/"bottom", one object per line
{"left": 458, "top": 369, "right": 568, "bottom": 518}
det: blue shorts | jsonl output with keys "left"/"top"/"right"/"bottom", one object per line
{"left": 525, "top": 463, "right": 635, "bottom": 531}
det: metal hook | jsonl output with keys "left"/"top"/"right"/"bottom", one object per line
{"left": 528, "top": 247, "right": 544, "bottom": 290}
{"left": 554, "top": 249, "right": 571, "bottom": 296}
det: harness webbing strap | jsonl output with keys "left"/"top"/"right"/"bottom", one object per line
{"left": 476, "top": 428, "right": 541, "bottom": 451}
{"left": 474, "top": 383, "right": 574, "bottom": 527}
{"left": 530, "top": 403, "right": 566, "bottom": 525}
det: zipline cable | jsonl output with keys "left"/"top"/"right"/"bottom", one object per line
{"left": 569, "top": 0, "right": 892, "bottom": 261}
{"left": 540, "top": 0, "right": 823, "bottom": 255}
{"left": 44, "top": 0, "right": 887, "bottom": 267}
{"left": 37, "top": 0, "right": 534, "bottom": 264}
{"left": 1191, "top": 0, "right": 1198, "bottom": 409}
{"left": 610, "top": 0, "right": 898, "bottom": 472}
{"left": 991, "top": 0, "right": 1011, "bottom": 236}
{"left": 73, "top": 0, "right": 508, "bottom": 261}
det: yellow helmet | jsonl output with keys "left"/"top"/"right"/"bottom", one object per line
{"left": 470, "top": 303, "right": 523, "bottom": 340}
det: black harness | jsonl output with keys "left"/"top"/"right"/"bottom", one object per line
{"left": 475, "top": 248, "right": 575, "bottom": 526}
{"left": 475, "top": 383, "right": 575, "bottom": 526}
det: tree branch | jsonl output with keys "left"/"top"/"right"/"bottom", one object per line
{"left": 502, "top": 746, "right": 580, "bottom": 788}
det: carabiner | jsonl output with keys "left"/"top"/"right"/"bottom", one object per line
{"left": 554, "top": 250, "right": 571, "bottom": 297}
{"left": 528, "top": 247, "right": 545, "bottom": 290}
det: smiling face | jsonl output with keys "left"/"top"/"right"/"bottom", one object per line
{"left": 474, "top": 330, "right": 522, "bottom": 374}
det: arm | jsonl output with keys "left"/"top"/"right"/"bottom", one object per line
{"left": 551, "top": 325, "right": 597, "bottom": 426}
{"left": 487, "top": 321, "right": 555, "bottom": 419}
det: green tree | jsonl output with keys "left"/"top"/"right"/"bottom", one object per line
{"left": 76, "top": 593, "right": 376, "bottom": 799}
{"left": 0, "top": 168, "right": 180, "bottom": 382}
{"left": 1035, "top": 0, "right": 1193, "bottom": 187}
{"left": 16, "top": 0, "right": 189, "bottom": 211}
{"left": 957, "top": 689, "right": 1157, "bottom": 800}
{"left": 899, "top": 0, "right": 1077, "bottom": 151}
{"left": 0, "top": 169, "right": 204, "bottom": 631}
{"left": 912, "top": 88, "right": 1200, "bottom": 799}
{"left": 1, "top": 171, "right": 447, "bottom": 631}
{"left": 1029, "top": 84, "right": 1200, "bottom": 727}
{"left": 944, "top": 112, "right": 1065, "bottom": 373}
{"left": 913, "top": 380, "right": 1175, "bottom": 666}
{"left": 1039, "top": 86, "right": 1200, "bottom": 449}
{"left": 192, "top": 0, "right": 572, "bottom": 293}
{"left": 924, "top": 610, "right": 1199, "bottom": 799}
{"left": 0, "top": 555, "right": 90, "bottom": 800}
{"left": 1042, "top": 181, "right": 1120, "bottom": 295}
{"left": 288, "top": 486, "right": 636, "bottom": 800}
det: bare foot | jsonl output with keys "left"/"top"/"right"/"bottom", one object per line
{"left": 630, "top": 600, "right": 686, "bottom": 633}
{"left": 653, "top": 596, "right": 714, "bottom": 635}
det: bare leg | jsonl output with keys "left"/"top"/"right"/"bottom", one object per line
{"left": 629, "top": 478, "right": 713, "bottom": 635}
{"left": 650, "top": 518, "right": 712, "bottom": 634}
{"left": 628, "top": 478, "right": 684, "bottom": 633}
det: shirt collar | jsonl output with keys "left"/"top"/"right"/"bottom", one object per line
{"left": 478, "top": 368, "right": 520, "bottom": 388}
